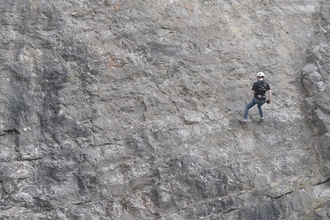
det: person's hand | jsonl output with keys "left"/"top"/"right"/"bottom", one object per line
{"left": 266, "top": 100, "right": 271, "bottom": 104}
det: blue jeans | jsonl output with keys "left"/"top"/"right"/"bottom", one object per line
{"left": 243, "top": 98, "right": 266, "bottom": 120}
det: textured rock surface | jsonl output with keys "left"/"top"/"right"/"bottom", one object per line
{"left": 0, "top": 0, "right": 329, "bottom": 219}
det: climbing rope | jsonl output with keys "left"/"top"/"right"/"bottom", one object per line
{"left": 270, "top": 120, "right": 290, "bottom": 219}
{"left": 244, "top": 0, "right": 289, "bottom": 218}
{"left": 244, "top": 0, "right": 257, "bottom": 74}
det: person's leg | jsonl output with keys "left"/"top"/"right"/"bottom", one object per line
{"left": 243, "top": 99, "right": 256, "bottom": 120}
{"left": 257, "top": 100, "right": 266, "bottom": 118}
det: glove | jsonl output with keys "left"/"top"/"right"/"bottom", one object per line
{"left": 266, "top": 100, "right": 270, "bottom": 104}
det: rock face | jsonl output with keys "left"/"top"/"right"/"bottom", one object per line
{"left": 0, "top": 0, "right": 330, "bottom": 219}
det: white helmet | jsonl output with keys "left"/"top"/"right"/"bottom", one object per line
{"left": 257, "top": 72, "right": 265, "bottom": 77}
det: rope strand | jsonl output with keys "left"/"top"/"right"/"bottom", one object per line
{"left": 245, "top": 1, "right": 288, "bottom": 219}
{"left": 244, "top": 0, "right": 257, "bottom": 74}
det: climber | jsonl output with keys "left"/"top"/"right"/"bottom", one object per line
{"left": 239, "top": 72, "right": 272, "bottom": 124}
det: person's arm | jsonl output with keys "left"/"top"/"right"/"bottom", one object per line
{"left": 251, "top": 82, "right": 257, "bottom": 95}
{"left": 267, "top": 90, "right": 272, "bottom": 101}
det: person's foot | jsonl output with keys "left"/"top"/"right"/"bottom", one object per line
{"left": 260, "top": 117, "right": 264, "bottom": 122}
{"left": 239, "top": 119, "right": 246, "bottom": 124}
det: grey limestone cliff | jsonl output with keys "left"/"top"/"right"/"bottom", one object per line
{"left": 0, "top": 0, "right": 330, "bottom": 219}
